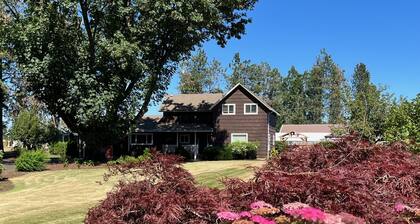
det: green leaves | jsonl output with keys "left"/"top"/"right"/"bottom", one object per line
{"left": 3, "top": 0, "right": 257, "bottom": 154}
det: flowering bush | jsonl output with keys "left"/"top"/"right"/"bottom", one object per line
{"left": 217, "top": 201, "right": 364, "bottom": 224}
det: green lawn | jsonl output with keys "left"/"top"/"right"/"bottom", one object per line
{"left": 0, "top": 160, "right": 263, "bottom": 224}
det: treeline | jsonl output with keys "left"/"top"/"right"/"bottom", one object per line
{"left": 178, "top": 49, "right": 419, "bottom": 146}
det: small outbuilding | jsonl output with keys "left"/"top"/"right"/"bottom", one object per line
{"left": 276, "top": 124, "right": 342, "bottom": 145}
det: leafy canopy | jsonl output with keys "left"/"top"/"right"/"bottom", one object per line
{"left": 3, "top": 0, "right": 257, "bottom": 154}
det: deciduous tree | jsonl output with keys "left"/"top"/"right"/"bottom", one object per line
{"left": 3, "top": 0, "right": 257, "bottom": 158}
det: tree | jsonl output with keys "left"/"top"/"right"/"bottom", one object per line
{"left": 3, "top": 0, "right": 257, "bottom": 158}
{"left": 178, "top": 49, "right": 224, "bottom": 94}
{"left": 281, "top": 66, "right": 306, "bottom": 124}
{"left": 10, "top": 110, "right": 54, "bottom": 149}
{"left": 349, "top": 64, "right": 392, "bottom": 140}
{"left": 226, "top": 53, "right": 282, "bottom": 101}
{"left": 384, "top": 94, "right": 419, "bottom": 152}
{"left": 305, "top": 65, "right": 324, "bottom": 123}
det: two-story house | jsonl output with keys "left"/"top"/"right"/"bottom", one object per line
{"left": 129, "top": 84, "right": 279, "bottom": 159}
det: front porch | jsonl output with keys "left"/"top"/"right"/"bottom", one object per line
{"left": 128, "top": 131, "right": 213, "bottom": 160}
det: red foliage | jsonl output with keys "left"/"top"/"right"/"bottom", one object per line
{"left": 85, "top": 152, "right": 228, "bottom": 224}
{"left": 222, "top": 136, "right": 420, "bottom": 223}
{"left": 86, "top": 137, "right": 419, "bottom": 224}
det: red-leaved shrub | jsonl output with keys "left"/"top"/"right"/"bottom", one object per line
{"left": 222, "top": 135, "right": 420, "bottom": 223}
{"left": 86, "top": 136, "right": 419, "bottom": 224}
{"left": 85, "top": 152, "right": 228, "bottom": 224}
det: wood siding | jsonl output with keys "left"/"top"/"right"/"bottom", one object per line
{"left": 214, "top": 87, "right": 276, "bottom": 158}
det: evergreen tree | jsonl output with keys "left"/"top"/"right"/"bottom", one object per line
{"left": 178, "top": 49, "right": 224, "bottom": 94}
{"left": 281, "top": 66, "right": 306, "bottom": 124}
{"left": 305, "top": 64, "right": 324, "bottom": 123}
{"left": 350, "top": 63, "right": 392, "bottom": 140}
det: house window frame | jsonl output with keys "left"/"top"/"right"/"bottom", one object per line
{"left": 222, "top": 103, "right": 236, "bottom": 115}
{"left": 244, "top": 103, "right": 258, "bottom": 115}
{"left": 131, "top": 133, "right": 153, "bottom": 145}
{"left": 231, "top": 133, "right": 248, "bottom": 143}
{"left": 179, "top": 134, "right": 190, "bottom": 144}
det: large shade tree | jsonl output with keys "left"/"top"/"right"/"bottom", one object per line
{"left": 3, "top": 0, "right": 257, "bottom": 158}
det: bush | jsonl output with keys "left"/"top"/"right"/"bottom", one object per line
{"left": 226, "top": 141, "right": 258, "bottom": 159}
{"left": 201, "top": 145, "right": 232, "bottom": 160}
{"left": 318, "top": 140, "right": 336, "bottom": 149}
{"left": 222, "top": 135, "right": 420, "bottom": 223}
{"left": 15, "top": 150, "right": 49, "bottom": 171}
{"left": 86, "top": 151, "right": 226, "bottom": 224}
{"left": 275, "top": 140, "right": 287, "bottom": 151}
{"left": 49, "top": 141, "right": 68, "bottom": 162}
{"left": 108, "top": 149, "right": 152, "bottom": 165}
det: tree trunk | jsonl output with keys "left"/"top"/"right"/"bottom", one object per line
{"left": 0, "top": 59, "right": 4, "bottom": 153}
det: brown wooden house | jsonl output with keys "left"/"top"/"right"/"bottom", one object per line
{"left": 129, "top": 84, "right": 279, "bottom": 159}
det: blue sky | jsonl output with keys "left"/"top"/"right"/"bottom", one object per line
{"left": 147, "top": 0, "right": 420, "bottom": 115}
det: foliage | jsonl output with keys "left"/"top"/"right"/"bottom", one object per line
{"left": 4, "top": 0, "right": 257, "bottom": 158}
{"left": 86, "top": 152, "right": 227, "bottom": 224}
{"left": 280, "top": 66, "right": 306, "bottom": 124}
{"left": 226, "top": 53, "right": 282, "bottom": 102}
{"left": 49, "top": 141, "right": 68, "bottom": 162}
{"left": 10, "top": 110, "right": 56, "bottom": 149}
{"left": 226, "top": 142, "right": 259, "bottom": 159}
{"left": 201, "top": 145, "right": 233, "bottom": 160}
{"left": 15, "top": 149, "right": 49, "bottom": 171}
{"left": 349, "top": 63, "right": 393, "bottom": 141}
{"left": 317, "top": 140, "right": 336, "bottom": 149}
{"left": 217, "top": 201, "right": 365, "bottom": 224}
{"left": 178, "top": 49, "right": 224, "bottom": 93}
{"left": 384, "top": 95, "right": 419, "bottom": 153}
{"left": 109, "top": 149, "right": 152, "bottom": 165}
{"left": 222, "top": 135, "right": 420, "bottom": 223}
{"left": 274, "top": 141, "right": 287, "bottom": 152}
{"left": 175, "top": 146, "right": 193, "bottom": 161}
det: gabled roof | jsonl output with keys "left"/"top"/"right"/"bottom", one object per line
{"left": 210, "top": 83, "right": 280, "bottom": 116}
{"left": 279, "top": 124, "right": 340, "bottom": 133}
{"left": 160, "top": 93, "right": 223, "bottom": 112}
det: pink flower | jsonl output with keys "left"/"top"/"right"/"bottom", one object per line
{"left": 323, "top": 213, "right": 344, "bottom": 224}
{"left": 282, "top": 202, "right": 310, "bottom": 212}
{"left": 394, "top": 203, "right": 406, "bottom": 213}
{"left": 251, "top": 215, "right": 276, "bottom": 224}
{"left": 285, "top": 207, "right": 326, "bottom": 222}
{"left": 217, "top": 211, "right": 240, "bottom": 221}
{"left": 250, "top": 201, "right": 273, "bottom": 209}
{"left": 239, "top": 211, "right": 252, "bottom": 218}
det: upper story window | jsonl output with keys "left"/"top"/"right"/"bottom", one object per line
{"left": 131, "top": 133, "right": 153, "bottom": 145}
{"left": 222, "top": 104, "right": 236, "bottom": 115}
{"left": 244, "top": 103, "right": 258, "bottom": 115}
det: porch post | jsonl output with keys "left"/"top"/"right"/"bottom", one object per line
{"left": 176, "top": 132, "right": 179, "bottom": 147}
{"left": 194, "top": 132, "right": 197, "bottom": 160}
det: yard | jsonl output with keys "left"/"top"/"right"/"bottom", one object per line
{"left": 0, "top": 160, "right": 264, "bottom": 224}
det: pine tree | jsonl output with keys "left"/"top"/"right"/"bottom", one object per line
{"left": 178, "top": 49, "right": 224, "bottom": 94}
{"left": 281, "top": 66, "right": 306, "bottom": 124}
{"left": 305, "top": 65, "right": 324, "bottom": 123}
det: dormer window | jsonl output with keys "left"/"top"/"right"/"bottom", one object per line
{"left": 244, "top": 103, "right": 258, "bottom": 115}
{"left": 222, "top": 104, "right": 236, "bottom": 115}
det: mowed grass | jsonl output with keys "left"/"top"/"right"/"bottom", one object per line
{"left": 0, "top": 160, "right": 264, "bottom": 224}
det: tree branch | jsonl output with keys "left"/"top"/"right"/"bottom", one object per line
{"left": 79, "top": 0, "right": 95, "bottom": 68}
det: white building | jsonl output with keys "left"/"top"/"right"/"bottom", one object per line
{"left": 276, "top": 124, "right": 340, "bottom": 145}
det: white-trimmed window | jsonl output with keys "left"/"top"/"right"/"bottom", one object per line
{"left": 132, "top": 133, "right": 153, "bottom": 145}
{"left": 179, "top": 134, "right": 190, "bottom": 144}
{"left": 231, "top": 133, "right": 248, "bottom": 143}
{"left": 222, "top": 104, "right": 236, "bottom": 115}
{"left": 244, "top": 103, "right": 258, "bottom": 115}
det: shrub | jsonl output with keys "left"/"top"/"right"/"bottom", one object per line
{"left": 201, "top": 145, "right": 232, "bottom": 160}
{"left": 108, "top": 149, "right": 152, "bottom": 165}
{"left": 49, "top": 141, "right": 68, "bottom": 162}
{"left": 226, "top": 141, "right": 258, "bottom": 159}
{"left": 86, "top": 151, "right": 226, "bottom": 224}
{"left": 222, "top": 135, "right": 420, "bottom": 223}
{"left": 274, "top": 140, "right": 287, "bottom": 151}
{"left": 15, "top": 150, "right": 49, "bottom": 171}
{"left": 317, "top": 140, "right": 336, "bottom": 149}
{"left": 175, "top": 146, "right": 193, "bottom": 161}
